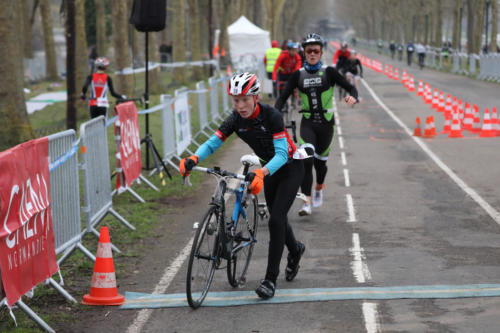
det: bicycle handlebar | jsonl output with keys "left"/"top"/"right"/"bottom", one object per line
{"left": 182, "top": 166, "right": 246, "bottom": 186}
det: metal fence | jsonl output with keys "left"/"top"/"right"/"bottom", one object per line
{"left": 79, "top": 116, "right": 134, "bottom": 256}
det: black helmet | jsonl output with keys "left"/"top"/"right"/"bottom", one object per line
{"left": 302, "top": 33, "right": 324, "bottom": 48}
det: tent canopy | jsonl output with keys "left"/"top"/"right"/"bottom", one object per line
{"left": 227, "top": 16, "right": 271, "bottom": 75}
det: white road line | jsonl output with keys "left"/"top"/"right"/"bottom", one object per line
{"left": 341, "top": 152, "right": 347, "bottom": 166}
{"left": 349, "top": 233, "right": 372, "bottom": 283}
{"left": 126, "top": 239, "right": 193, "bottom": 333}
{"left": 337, "top": 126, "right": 343, "bottom": 136}
{"left": 344, "top": 169, "right": 351, "bottom": 187}
{"left": 346, "top": 194, "right": 357, "bottom": 222}
{"left": 362, "top": 302, "right": 381, "bottom": 333}
{"left": 338, "top": 136, "right": 345, "bottom": 149}
{"left": 361, "top": 79, "right": 500, "bottom": 226}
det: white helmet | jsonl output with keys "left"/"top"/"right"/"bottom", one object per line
{"left": 227, "top": 72, "right": 261, "bottom": 96}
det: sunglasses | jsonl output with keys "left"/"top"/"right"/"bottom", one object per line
{"left": 305, "top": 49, "right": 321, "bottom": 55}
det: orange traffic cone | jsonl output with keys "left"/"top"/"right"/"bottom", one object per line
{"left": 431, "top": 89, "right": 439, "bottom": 108}
{"left": 393, "top": 68, "right": 399, "bottom": 80}
{"left": 413, "top": 117, "right": 422, "bottom": 136}
{"left": 471, "top": 104, "right": 482, "bottom": 133}
{"left": 401, "top": 70, "right": 408, "bottom": 84}
{"left": 448, "top": 110, "right": 464, "bottom": 138}
{"left": 491, "top": 106, "right": 499, "bottom": 136}
{"left": 429, "top": 115, "right": 437, "bottom": 136}
{"left": 83, "top": 227, "right": 125, "bottom": 306}
{"left": 437, "top": 91, "right": 445, "bottom": 112}
{"left": 444, "top": 94, "right": 452, "bottom": 116}
{"left": 423, "top": 117, "right": 435, "bottom": 138}
{"left": 416, "top": 80, "right": 424, "bottom": 96}
{"left": 442, "top": 114, "right": 451, "bottom": 133}
{"left": 457, "top": 99, "right": 464, "bottom": 121}
{"left": 408, "top": 76, "right": 415, "bottom": 91}
{"left": 226, "top": 65, "right": 232, "bottom": 76}
{"left": 479, "top": 108, "right": 496, "bottom": 138}
{"left": 425, "top": 85, "right": 433, "bottom": 104}
{"left": 462, "top": 102, "right": 473, "bottom": 131}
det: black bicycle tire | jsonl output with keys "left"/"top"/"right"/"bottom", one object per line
{"left": 186, "top": 206, "right": 218, "bottom": 309}
{"left": 227, "top": 196, "right": 258, "bottom": 287}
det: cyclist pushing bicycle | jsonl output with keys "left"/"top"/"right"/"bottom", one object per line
{"left": 179, "top": 72, "right": 307, "bottom": 300}
{"left": 275, "top": 33, "right": 358, "bottom": 216}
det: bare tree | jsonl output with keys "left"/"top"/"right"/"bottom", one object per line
{"left": 75, "top": 0, "right": 89, "bottom": 89}
{"left": 111, "top": 0, "right": 133, "bottom": 95}
{"left": 189, "top": 0, "right": 203, "bottom": 80}
{"left": 40, "top": 0, "right": 58, "bottom": 80}
{"left": 490, "top": 0, "right": 498, "bottom": 52}
{"left": 0, "top": 1, "right": 33, "bottom": 149}
{"left": 95, "top": 0, "right": 107, "bottom": 56}
{"left": 65, "top": 0, "right": 77, "bottom": 130}
{"left": 22, "top": 0, "right": 34, "bottom": 58}
{"left": 264, "top": 0, "right": 287, "bottom": 39}
{"left": 172, "top": 0, "right": 186, "bottom": 84}
{"left": 434, "top": 0, "right": 443, "bottom": 46}
{"left": 473, "top": 0, "right": 485, "bottom": 53}
{"left": 452, "top": 0, "right": 462, "bottom": 50}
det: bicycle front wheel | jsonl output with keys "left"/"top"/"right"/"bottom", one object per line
{"left": 186, "top": 206, "right": 219, "bottom": 309}
{"left": 227, "top": 196, "right": 258, "bottom": 287}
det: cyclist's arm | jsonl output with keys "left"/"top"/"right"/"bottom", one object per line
{"left": 332, "top": 50, "right": 340, "bottom": 65}
{"left": 274, "top": 70, "right": 300, "bottom": 110}
{"left": 272, "top": 53, "right": 283, "bottom": 81}
{"left": 81, "top": 75, "right": 92, "bottom": 96}
{"left": 194, "top": 114, "right": 235, "bottom": 162}
{"left": 294, "top": 54, "right": 302, "bottom": 71}
{"left": 327, "top": 67, "right": 358, "bottom": 99}
{"left": 107, "top": 76, "right": 123, "bottom": 99}
{"left": 357, "top": 60, "right": 363, "bottom": 77}
{"left": 263, "top": 112, "right": 289, "bottom": 175}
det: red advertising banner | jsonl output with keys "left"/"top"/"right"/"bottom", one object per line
{"left": 0, "top": 137, "right": 58, "bottom": 306}
{"left": 114, "top": 102, "right": 142, "bottom": 190}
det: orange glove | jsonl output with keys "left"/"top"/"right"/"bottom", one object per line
{"left": 246, "top": 169, "right": 264, "bottom": 195}
{"left": 179, "top": 155, "right": 198, "bottom": 176}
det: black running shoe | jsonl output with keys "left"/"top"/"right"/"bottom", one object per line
{"left": 255, "top": 279, "right": 275, "bottom": 300}
{"left": 285, "top": 241, "right": 305, "bottom": 281}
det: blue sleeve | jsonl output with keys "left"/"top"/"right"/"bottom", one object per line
{"left": 194, "top": 135, "right": 223, "bottom": 162}
{"left": 264, "top": 137, "right": 288, "bottom": 175}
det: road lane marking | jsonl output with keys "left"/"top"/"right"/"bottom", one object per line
{"left": 346, "top": 194, "right": 357, "bottom": 222}
{"left": 126, "top": 239, "right": 193, "bottom": 333}
{"left": 350, "top": 233, "right": 372, "bottom": 283}
{"left": 344, "top": 169, "right": 351, "bottom": 187}
{"left": 363, "top": 302, "right": 381, "bottom": 333}
{"left": 121, "top": 283, "right": 500, "bottom": 308}
{"left": 361, "top": 78, "right": 500, "bottom": 226}
{"left": 341, "top": 152, "right": 347, "bottom": 166}
{"left": 338, "top": 136, "right": 345, "bottom": 149}
{"left": 337, "top": 126, "right": 343, "bottom": 136}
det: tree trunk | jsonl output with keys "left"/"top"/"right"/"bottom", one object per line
{"left": 172, "top": 0, "right": 186, "bottom": 84}
{"left": 434, "top": 0, "right": 442, "bottom": 47}
{"left": 189, "top": 0, "right": 203, "bottom": 80}
{"left": 75, "top": 0, "right": 89, "bottom": 89}
{"left": 490, "top": 0, "right": 498, "bottom": 52}
{"left": 147, "top": 32, "right": 162, "bottom": 94}
{"left": 65, "top": 0, "right": 77, "bottom": 131}
{"left": 466, "top": 0, "right": 476, "bottom": 53}
{"left": 40, "top": 0, "right": 58, "bottom": 80}
{"left": 111, "top": 0, "right": 133, "bottom": 95}
{"left": 95, "top": 0, "right": 107, "bottom": 56}
{"left": 452, "top": 0, "right": 462, "bottom": 50}
{"left": 473, "top": 0, "right": 485, "bottom": 54}
{"left": 0, "top": 1, "right": 33, "bottom": 149}
{"left": 22, "top": 0, "right": 34, "bottom": 58}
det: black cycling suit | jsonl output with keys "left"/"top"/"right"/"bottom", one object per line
{"left": 342, "top": 58, "right": 363, "bottom": 77}
{"left": 275, "top": 65, "right": 358, "bottom": 196}
{"left": 202, "top": 103, "right": 304, "bottom": 284}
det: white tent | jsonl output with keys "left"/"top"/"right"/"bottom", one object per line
{"left": 227, "top": 16, "right": 272, "bottom": 93}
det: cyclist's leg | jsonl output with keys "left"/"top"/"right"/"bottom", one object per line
{"left": 312, "top": 122, "right": 335, "bottom": 188}
{"left": 262, "top": 159, "right": 304, "bottom": 284}
{"left": 298, "top": 117, "right": 317, "bottom": 200}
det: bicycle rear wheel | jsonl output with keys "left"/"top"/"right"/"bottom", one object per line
{"left": 227, "top": 196, "right": 258, "bottom": 287}
{"left": 186, "top": 206, "right": 219, "bottom": 309}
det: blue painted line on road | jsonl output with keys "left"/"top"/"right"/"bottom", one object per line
{"left": 120, "top": 283, "right": 500, "bottom": 309}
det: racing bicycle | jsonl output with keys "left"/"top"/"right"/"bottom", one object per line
{"left": 184, "top": 155, "right": 266, "bottom": 309}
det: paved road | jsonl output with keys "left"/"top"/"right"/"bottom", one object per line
{"left": 78, "top": 52, "right": 500, "bottom": 333}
